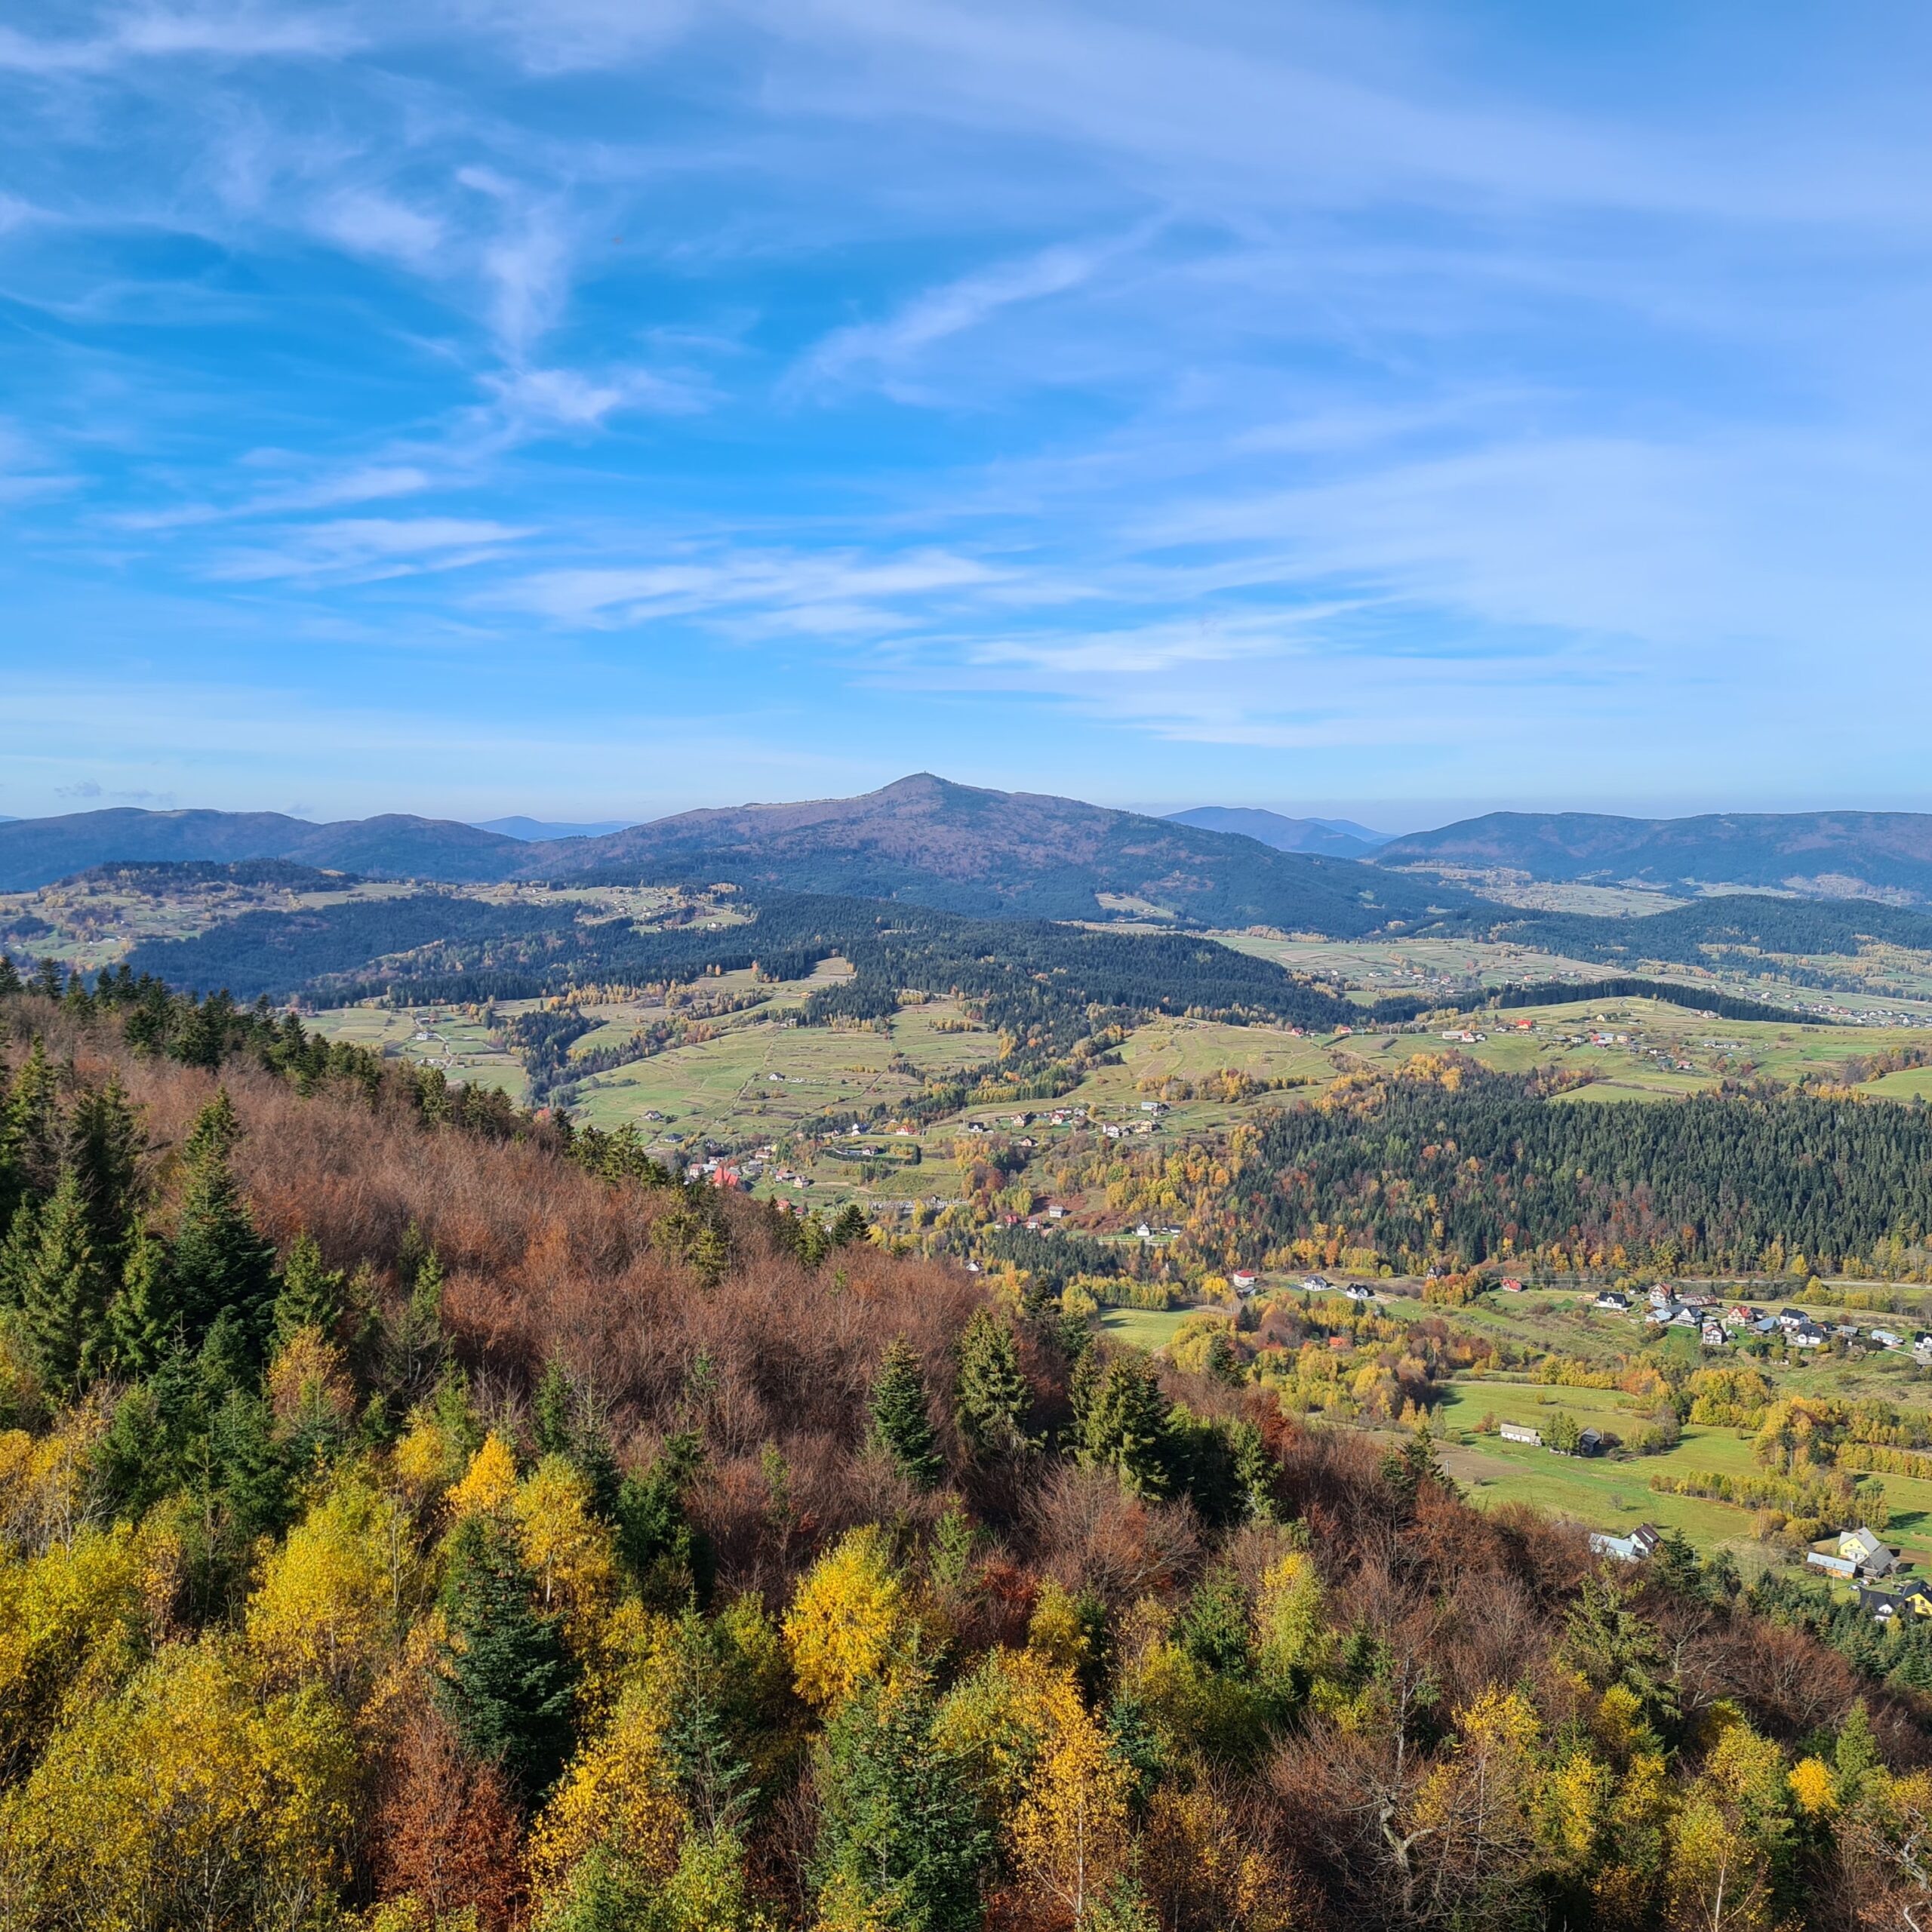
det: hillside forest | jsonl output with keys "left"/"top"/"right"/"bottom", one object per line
{"left": 7, "top": 977, "right": 1932, "bottom": 1932}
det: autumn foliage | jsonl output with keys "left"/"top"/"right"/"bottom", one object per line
{"left": 3, "top": 983, "right": 1932, "bottom": 1932}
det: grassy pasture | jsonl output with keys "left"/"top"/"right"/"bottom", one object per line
{"left": 1098, "top": 1307, "right": 1194, "bottom": 1352}
{"left": 305, "top": 1002, "right": 530, "bottom": 1101}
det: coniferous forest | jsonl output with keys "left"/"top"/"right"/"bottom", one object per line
{"left": 5, "top": 974, "right": 1932, "bottom": 1931}
{"left": 1220, "top": 1060, "right": 1932, "bottom": 1281}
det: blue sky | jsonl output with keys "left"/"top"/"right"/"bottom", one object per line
{"left": 4, "top": 2, "right": 1932, "bottom": 829}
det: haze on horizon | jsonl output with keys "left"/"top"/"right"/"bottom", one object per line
{"left": 5, "top": 2, "right": 1931, "bottom": 826}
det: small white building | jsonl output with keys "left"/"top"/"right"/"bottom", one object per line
{"left": 1500, "top": 1421, "right": 1542, "bottom": 1446}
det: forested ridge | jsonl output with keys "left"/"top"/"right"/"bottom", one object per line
{"left": 126, "top": 891, "right": 1355, "bottom": 1032}
{"left": 6, "top": 980, "right": 1932, "bottom": 1930}
{"left": 1219, "top": 1059, "right": 1932, "bottom": 1280}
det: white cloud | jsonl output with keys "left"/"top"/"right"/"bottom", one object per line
{"left": 483, "top": 365, "right": 706, "bottom": 431}
{"left": 795, "top": 232, "right": 1138, "bottom": 394}
{"left": 208, "top": 515, "right": 531, "bottom": 582}
{"left": 313, "top": 189, "right": 445, "bottom": 269}
{"left": 498, "top": 545, "right": 1001, "bottom": 629}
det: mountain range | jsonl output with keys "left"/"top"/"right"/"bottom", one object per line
{"left": 1374, "top": 811, "right": 1932, "bottom": 904}
{"left": 0, "top": 778, "right": 1461, "bottom": 937}
{"left": 10, "top": 788, "right": 1932, "bottom": 922}
{"left": 1164, "top": 806, "right": 1392, "bottom": 858}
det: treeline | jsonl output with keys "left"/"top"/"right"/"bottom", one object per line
{"left": 1219, "top": 1059, "right": 1932, "bottom": 1278}
{"left": 1484, "top": 894, "right": 1932, "bottom": 968}
{"left": 1493, "top": 976, "right": 1835, "bottom": 1026}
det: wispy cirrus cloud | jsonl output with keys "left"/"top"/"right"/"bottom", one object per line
{"left": 207, "top": 515, "right": 532, "bottom": 583}
{"left": 793, "top": 228, "right": 1152, "bottom": 397}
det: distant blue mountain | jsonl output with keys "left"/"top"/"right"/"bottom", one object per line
{"left": 1167, "top": 807, "right": 1393, "bottom": 859}
{"left": 470, "top": 815, "right": 637, "bottom": 841}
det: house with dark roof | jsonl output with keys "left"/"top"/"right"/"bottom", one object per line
{"left": 1590, "top": 1524, "right": 1662, "bottom": 1563}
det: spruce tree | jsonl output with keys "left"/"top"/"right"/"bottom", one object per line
{"left": 169, "top": 1090, "right": 277, "bottom": 1351}
{"left": 0, "top": 1038, "right": 60, "bottom": 1222}
{"left": 869, "top": 1338, "right": 943, "bottom": 1491}
{"left": 1078, "top": 1356, "right": 1174, "bottom": 1499}
{"left": 65, "top": 1075, "right": 142, "bottom": 1266}
{"left": 437, "top": 1515, "right": 578, "bottom": 1801}
{"left": 0, "top": 1197, "right": 37, "bottom": 1311}
{"left": 104, "top": 1227, "right": 178, "bottom": 1380}
{"left": 532, "top": 1356, "right": 576, "bottom": 1459}
{"left": 810, "top": 1667, "right": 992, "bottom": 1932}
{"left": 829, "top": 1201, "right": 871, "bottom": 1248}
{"left": 17, "top": 1165, "right": 112, "bottom": 1395}
{"left": 271, "top": 1229, "right": 346, "bottom": 1346}
{"left": 955, "top": 1309, "right": 1033, "bottom": 1457}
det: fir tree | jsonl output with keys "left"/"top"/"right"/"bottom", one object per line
{"left": 869, "top": 1338, "right": 943, "bottom": 1491}
{"left": 955, "top": 1309, "right": 1034, "bottom": 1457}
{"left": 169, "top": 1090, "right": 278, "bottom": 1352}
{"left": 437, "top": 1515, "right": 578, "bottom": 1802}
{"left": 829, "top": 1201, "right": 871, "bottom": 1248}
{"left": 17, "top": 1165, "right": 112, "bottom": 1395}
{"left": 1078, "top": 1356, "right": 1174, "bottom": 1499}
{"left": 271, "top": 1228, "right": 346, "bottom": 1346}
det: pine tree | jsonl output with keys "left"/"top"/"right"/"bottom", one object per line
{"left": 869, "top": 1338, "right": 943, "bottom": 1491}
{"left": 271, "top": 1229, "right": 346, "bottom": 1347}
{"left": 17, "top": 1165, "right": 112, "bottom": 1395}
{"left": 170, "top": 1090, "right": 278, "bottom": 1352}
{"left": 437, "top": 1515, "right": 578, "bottom": 1802}
{"left": 955, "top": 1309, "right": 1033, "bottom": 1457}
{"left": 1078, "top": 1356, "right": 1174, "bottom": 1499}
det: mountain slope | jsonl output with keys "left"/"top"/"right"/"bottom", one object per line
{"left": 1376, "top": 810, "right": 1932, "bottom": 903}
{"left": 1166, "top": 806, "right": 1390, "bottom": 857}
{"left": 0, "top": 808, "right": 523, "bottom": 891}
{"left": 523, "top": 774, "right": 1460, "bottom": 932}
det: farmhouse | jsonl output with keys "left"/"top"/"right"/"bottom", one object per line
{"left": 1499, "top": 1422, "right": 1542, "bottom": 1445}
{"left": 1858, "top": 1581, "right": 1932, "bottom": 1622}
{"left": 1589, "top": 1524, "right": 1662, "bottom": 1563}
{"left": 1807, "top": 1527, "right": 1899, "bottom": 1581}
{"left": 1593, "top": 1291, "right": 1631, "bottom": 1312}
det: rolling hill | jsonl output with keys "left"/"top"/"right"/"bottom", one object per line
{"left": 1164, "top": 805, "right": 1391, "bottom": 857}
{"left": 0, "top": 808, "right": 523, "bottom": 891}
{"left": 1375, "top": 809, "right": 1932, "bottom": 904}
